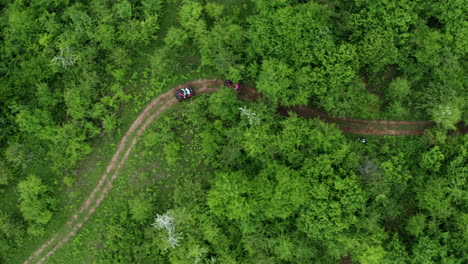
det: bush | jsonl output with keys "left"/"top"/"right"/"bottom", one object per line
{"left": 164, "top": 27, "right": 189, "bottom": 48}
{"left": 387, "top": 77, "right": 410, "bottom": 101}
{"left": 129, "top": 194, "right": 153, "bottom": 223}
{"left": 0, "top": 161, "right": 11, "bottom": 186}
{"left": 406, "top": 214, "right": 426, "bottom": 237}
{"left": 17, "top": 175, "right": 53, "bottom": 228}
{"left": 205, "top": 2, "right": 225, "bottom": 19}
{"left": 431, "top": 103, "right": 462, "bottom": 130}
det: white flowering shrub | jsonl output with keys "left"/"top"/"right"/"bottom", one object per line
{"left": 239, "top": 106, "right": 260, "bottom": 126}
{"left": 52, "top": 47, "right": 76, "bottom": 67}
{"left": 152, "top": 210, "right": 183, "bottom": 249}
{"left": 431, "top": 104, "right": 461, "bottom": 130}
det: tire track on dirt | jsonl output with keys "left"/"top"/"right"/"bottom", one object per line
{"left": 25, "top": 79, "right": 463, "bottom": 264}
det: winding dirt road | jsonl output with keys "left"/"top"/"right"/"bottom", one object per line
{"left": 24, "top": 79, "right": 464, "bottom": 264}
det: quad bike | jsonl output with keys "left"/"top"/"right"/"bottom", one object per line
{"left": 224, "top": 80, "right": 233, "bottom": 88}
{"left": 234, "top": 83, "right": 242, "bottom": 92}
{"left": 175, "top": 86, "right": 194, "bottom": 102}
{"left": 224, "top": 80, "right": 241, "bottom": 92}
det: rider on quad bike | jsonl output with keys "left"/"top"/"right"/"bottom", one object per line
{"left": 234, "top": 83, "right": 241, "bottom": 92}
{"left": 175, "top": 86, "right": 194, "bottom": 102}
{"left": 224, "top": 80, "right": 241, "bottom": 92}
{"left": 224, "top": 80, "right": 233, "bottom": 88}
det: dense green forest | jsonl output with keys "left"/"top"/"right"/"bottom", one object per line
{"left": 0, "top": 0, "right": 466, "bottom": 263}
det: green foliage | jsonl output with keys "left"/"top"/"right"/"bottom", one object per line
{"left": 115, "top": 1, "right": 132, "bottom": 19}
{"left": 117, "top": 15, "right": 160, "bottom": 48}
{"left": 62, "top": 176, "right": 74, "bottom": 188}
{"left": 142, "top": 0, "right": 164, "bottom": 16}
{"left": 420, "top": 146, "right": 445, "bottom": 173}
{"left": 430, "top": 103, "right": 463, "bottom": 130}
{"left": 47, "top": 124, "right": 93, "bottom": 174}
{"left": 0, "top": 161, "right": 12, "bottom": 186}
{"left": 359, "top": 29, "right": 399, "bottom": 73}
{"left": 380, "top": 153, "right": 412, "bottom": 185}
{"left": 0, "top": 211, "right": 24, "bottom": 242}
{"left": 128, "top": 194, "right": 153, "bottom": 223}
{"left": 413, "top": 26, "right": 444, "bottom": 67}
{"left": 4, "top": 142, "right": 28, "bottom": 169}
{"left": 406, "top": 214, "right": 426, "bottom": 237}
{"left": 255, "top": 164, "right": 308, "bottom": 219}
{"left": 207, "top": 88, "right": 243, "bottom": 123}
{"left": 207, "top": 171, "right": 253, "bottom": 220}
{"left": 257, "top": 58, "right": 294, "bottom": 105}
{"left": 387, "top": 77, "right": 410, "bottom": 101}
{"left": 248, "top": 1, "right": 333, "bottom": 62}
{"left": 205, "top": 2, "right": 225, "bottom": 19}
{"left": 164, "top": 142, "right": 180, "bottom": 166}
{"left": 17, "top": 175, "right": 53, "bottom": 227}
{"left": 164, "top": 26, "right": 189, "bottom": 48}
{"left": 178, "top": 0, "right": 205, "bottom": 33}
{"left": 102, "top": 114, "right": 121, "bottom": 136}
{"left": 0, "top": 211, "right": 25, "bottom": 260}
{"left": 410, "top": 236, "right": 456, "bottom": 264}
{"left": 356, "top": 246, "right": 386, "bottom": 264}
{"left": 0, "top": 0, "right": 164, "bottom": 187}
{"left": 195, "top": 16, "right": 245, "bottom": 75}
{"left": 416, "top": 177, "right": 454, "bottom": 220}
{"left": 298, "top": 172, "right": 365, "bottom": 241}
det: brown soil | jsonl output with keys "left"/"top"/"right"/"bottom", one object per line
{"left": 25, "top": 79, "right": 465, "bottom": 264}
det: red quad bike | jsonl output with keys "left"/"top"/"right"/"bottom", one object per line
{"left": 234, "top": 83, "right": 242, "bottom": 92}
{"left": 224, "top": 80, "right": 241, "bottom": 92}
{"left": 175, "top": 86, "right": 194, "bottom": 102}
{"left": 224, "top": 80, "right": 233, "bottom": 88}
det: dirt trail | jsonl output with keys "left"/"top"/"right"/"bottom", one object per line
{"left": 25, "top": 79, "right": 464, "bottom": 264}
{"left": 241, "top": 86, "right": 437, "bottom": 134}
